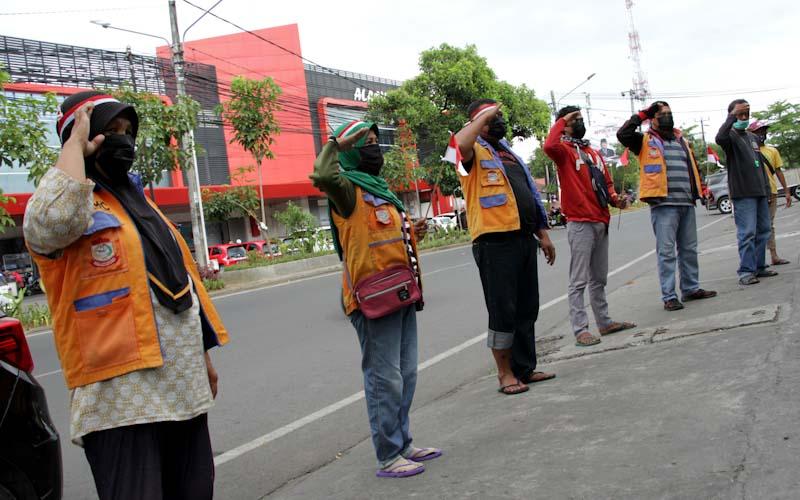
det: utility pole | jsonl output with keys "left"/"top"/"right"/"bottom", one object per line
{"left": 699, "top": 117, "right": 711, "bottom": 179}
{"left": 125, "top": 46, "right": 137, "bottom": 91}
{"left": 584, "top": 92, "right": 592, "bottom": 126}
{"left": 168, "top": 0, "right": 209, "bottom": 269}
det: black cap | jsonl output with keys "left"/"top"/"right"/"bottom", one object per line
{"left": 57, "top": 91, "right": 138, "bottom": 145}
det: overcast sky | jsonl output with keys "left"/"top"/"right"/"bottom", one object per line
{"left": 3, "top": 0, "right": 798, "bottom": 158}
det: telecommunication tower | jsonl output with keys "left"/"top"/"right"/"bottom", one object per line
{"left": 625, "top": 0, "right": 650, "bottom": 105}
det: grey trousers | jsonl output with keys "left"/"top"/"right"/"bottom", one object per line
{"left": 567, "top": 221, "right": 613, "bottom": 335}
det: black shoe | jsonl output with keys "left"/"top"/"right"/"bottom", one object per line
{"left": 683, "top": 289, "right": 718, "bottom": 301}
{"left": 756, "top": 269, "right": 778, "bottom": 278}
{"left": 664, "top": 299, "right": 684, "bottom": 311}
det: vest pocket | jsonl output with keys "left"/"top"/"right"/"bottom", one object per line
{"left": 479, "top": 193, "right": 508, "bottom": 208}
{"left": 643, "top": 164, "right": 662, "bottom": 174}
{"left": 74, "top": 288, "right": 140, "bottom": 373}
{"left": 480, "top": 169, "right": 505, "bottom": 187}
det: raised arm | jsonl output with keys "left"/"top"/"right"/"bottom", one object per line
{"left": 308, "top": 128, "right": 368, "bottom": 218}
{"left": 23, "top": 103, "right": 104, "bottom": 256}
{"left": 454, "top": 104, "right": 501, "bottom": 164}
{"left": 543, "top": 115, "right": 574, "bottom": 165}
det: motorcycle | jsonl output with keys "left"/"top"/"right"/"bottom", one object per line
{"left": 23, "top": 271, "right": 42, "bottom": 296}
{"left": 548, "top": 207, "right": 567, "bottom": 227}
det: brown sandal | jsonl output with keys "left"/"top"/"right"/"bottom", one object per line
{"left": 498, "top": 382, "right": 529, "bottom": 395}
{"left": 599, "top": 321, "right": 636, "bottom": 336}
{"left": 521, "top": 371, "right": 556, "bottom": 384}
{"left": 575, "top": 331, "right": 601, "bottom": 347}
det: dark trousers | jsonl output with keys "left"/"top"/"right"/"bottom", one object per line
{"left": 472, "top": 232, "right": 540, "bottom": 379}
{"left": 83, "top": 414, "right": 214, "bottom": 500}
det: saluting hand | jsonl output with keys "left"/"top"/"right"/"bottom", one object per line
{"left": 334, "top": 127, "right": 369, "bottom": 151}
{"left": 66, "top": 103, "right": 105, "bottom": 157}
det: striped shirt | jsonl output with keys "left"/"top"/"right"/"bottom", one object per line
{"left": 658, "top": 140, "right": 694, "bottom": 206}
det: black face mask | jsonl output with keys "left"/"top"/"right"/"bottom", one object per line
{"left": 488, "top": 117, "right": 507, "bottom": 140}
{"left": 655, "top": 113, "right": 674, "bottom": 133}
{"left": 571, "top": 119, "right": 587, "bottom": 139}
{"left": 754, "top": 132, "right": 767, "bottom": 145}
{"left": 357, "top": 144, "right": 384, "bottom": 176}
{"left": 96, "top": 134, "right": 136, "bottom": 184}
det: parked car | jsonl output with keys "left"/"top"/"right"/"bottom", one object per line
{"left": 706, "top": 169, "right": 800, "bottom": 215}
{"left": 208, "top": 243, "right": 249, "bottom": 267}
{"left": 0, "top": 275, "right": 18, "bottom": 307}
{"left": 282, "top": 227, "right": 334, "bottom": 255}
{"left": 244, "top": 240, "right": 282, "bottom": 258}
{"left": 0, "top": 313, "right": 62, "bottom": 500}
{"left": 428, "top": 215, "right": 457, "bottom": 233}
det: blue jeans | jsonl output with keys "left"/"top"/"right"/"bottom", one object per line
{"left": 732, "top": 196, "right": 771, "bottom": 278}
{"left": 349, "top": 305, "right": 418, "bottom": 467}
{"left": 650, "top": 205, "right": 700, "bottom": 302}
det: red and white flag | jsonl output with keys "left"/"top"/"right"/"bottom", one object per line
{"left": 443, "top": 132, "right": 468, "bottom": 177}
{"left": 619, "top": 148, "right": 630, "bottom": 166}
{"left": 707, "top": 146, "right": 720, "bottom": 164}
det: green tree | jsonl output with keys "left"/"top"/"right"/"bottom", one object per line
{"left": 218, "top": 76, "right": 282, "bottom": 254}
{"left": 368, "top": 44, "right": 550, "bottom": 196}
{"left": 612, "top": 143, "right": 640, "bottom": 195}
{"left": 527, "top": 147, "right": 551, "bottom": 179}
{"left": 202, "top": 167, "right": 260, "bottom": 223}
{"left": 753, "top": 100, "right": 800, "bottom": 166}
{"left": 113, "top": 88, "right": 202, "bottom": 194}
{"left": 274, "top": 201, "right": 318, "bottom": 253}
{"left": 0, "top": 69, "right": 59, "bottom": 232}
{"left": 382, "top": 147, "right": 425, "bottom": 192}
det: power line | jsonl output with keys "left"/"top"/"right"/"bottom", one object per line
{"left": 181, "top": 0, "right": 389, "bottom": 95}
{"left": 0, "top": 6, "right": 159, "bottom": 16}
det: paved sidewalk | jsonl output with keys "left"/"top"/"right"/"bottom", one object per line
{"left": 267, "top": 214, "right": 800, "bottom": 500}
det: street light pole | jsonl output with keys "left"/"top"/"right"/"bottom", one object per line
{"left": 90, "top": 13, "right": 210, "bottom": 268}
{"left": 168, "top": 0, "right": 209, "bottom": 269}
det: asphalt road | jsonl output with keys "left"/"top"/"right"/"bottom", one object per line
{"left": 26, "top": 206, "right": 738, "bottom": 499}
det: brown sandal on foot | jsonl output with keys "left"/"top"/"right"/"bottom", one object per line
{"left": 498, "top": 382, "right": 529, "bottom": 395}
{"left": 599, "top": 321, "right": 637, "bottom": 336}
{"left": 575, "top": 331, "right": 601, "bottom": 347}
{"left": 521, "top": 371, "right": 556, "bottom": 384}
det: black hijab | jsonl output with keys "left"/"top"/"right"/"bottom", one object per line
{"left": 59, "top": 91, "right": 192, "bottom": 314}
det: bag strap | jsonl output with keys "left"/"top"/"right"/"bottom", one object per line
{"left": 339, "top": 208, "right": 421, "bottom": 292}
{"left": 760, "top": 151, "right": 776, "bottom": 175}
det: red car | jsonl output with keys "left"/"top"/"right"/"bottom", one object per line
{"left": 244, "top": 240, "right": 282, "bottom": 258}
{"left": 208, "top": 244, "right": 248, "bottom": 267}
{"left": 0, "top": 314, "right": 63, "bottom": 499}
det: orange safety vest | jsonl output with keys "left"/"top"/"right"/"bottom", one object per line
{"left": 637, "top": 132, "right": 703, "bottom": 202}
{"left": 460, "top": 137, "right": 543, "bottom": 241}
{"left": 331, "top": 187, "right": 420, "bottom": 315}
{"left": 30, "top": 186, "right": 229, "bottom": 389}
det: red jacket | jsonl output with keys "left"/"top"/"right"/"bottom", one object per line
{"left": 544, "top": 118, "right": 619, "bottom": 224}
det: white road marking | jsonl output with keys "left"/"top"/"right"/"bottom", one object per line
{"left": 215, "top": 214, "right": 733, "bottom": 466}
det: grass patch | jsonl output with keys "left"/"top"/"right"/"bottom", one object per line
{"left": 203, "top": 278, "right": 226, "bottom": 291}
{"left": 225, "top": 249, "right": 336, "bottom": 272}
{"left": 418, "top": 229, "right": 471, "bottom": 250}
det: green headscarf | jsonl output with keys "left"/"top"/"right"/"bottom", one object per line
{"left": 330, "top": 120, "right": 406, "bottom": 259}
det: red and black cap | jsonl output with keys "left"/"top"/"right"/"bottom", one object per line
{"left": 57, "top": 91, "right": 139, "bottom": 145}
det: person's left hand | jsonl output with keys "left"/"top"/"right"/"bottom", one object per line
{"left": 538, "top": 231, "right": 556, "bottom": 265}
{"left": 616, "top": 196, "right": 629, "bottom": 210}
{"left": 786, "top": 193, "right": 793, "bottom": 208}
{"left": 413, "top": 219, "right": 428, "bottom": 241}
{"left": 205, "top": 352, "right": 218, "bottom": 399}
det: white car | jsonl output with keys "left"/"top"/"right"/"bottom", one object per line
{"left": 0, "top": 275, "right": 18, "bottom": 307}
{"left": 431, "top": 216, "right": 457, "bottom": 232}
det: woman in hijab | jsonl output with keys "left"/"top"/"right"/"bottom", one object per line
{"left": 310, "top": 120, "right": 440, "bottom": 478}
{"left": 23, "top": 91, "right": 229, "bottom": 500}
